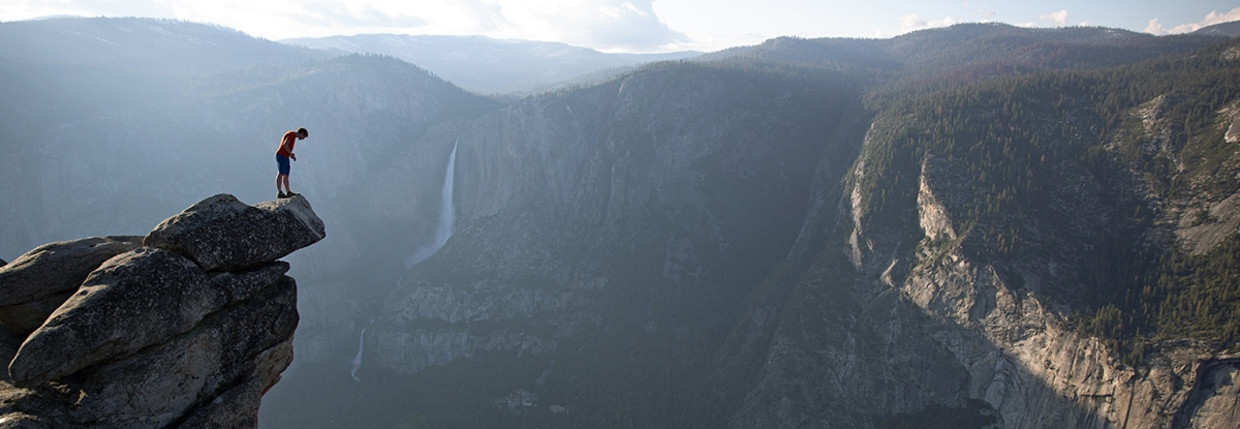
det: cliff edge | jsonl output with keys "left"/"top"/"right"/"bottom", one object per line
{"left": 0, "top": 194, "right": 325, "bottom": 428}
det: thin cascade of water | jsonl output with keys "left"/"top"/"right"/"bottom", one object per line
{"left": 406, "top": 140, "right": 458, "bottom": 267}
{"left": 354, "top": 142, "right": 457, "bottom": 381}
{"left": 349, "top": 322, "right": 370, "bottom": 382}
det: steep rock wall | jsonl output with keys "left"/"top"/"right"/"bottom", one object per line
{"left": 898, "top": 162, "right": 1240, "bottom": 429}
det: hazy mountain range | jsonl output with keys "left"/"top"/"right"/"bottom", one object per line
{"left": 282, "top": 34, "right": 700, "bottom": 95}
{"left": 2, "top": 16, "right": 1240, "bottom": 429}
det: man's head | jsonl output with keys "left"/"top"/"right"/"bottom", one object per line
{"left": 297, "top": 127, "right": 309, "bottom": 140}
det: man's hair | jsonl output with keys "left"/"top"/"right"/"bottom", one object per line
{"left": 297, "top": 127, "right": 309, "bottom": 137}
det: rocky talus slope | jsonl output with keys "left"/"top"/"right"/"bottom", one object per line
{"left": 0, "top": 194, "right": 324, "bottom": 428}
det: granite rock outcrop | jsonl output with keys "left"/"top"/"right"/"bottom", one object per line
{"left": 0, "top": 194, "right": 324, "bottom": 428}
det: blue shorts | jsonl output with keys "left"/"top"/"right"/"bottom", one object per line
{"left": 276, "top": 154, "right": 291, "bottom": 175}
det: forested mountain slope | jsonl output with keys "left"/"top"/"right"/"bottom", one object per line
{"left": 775, "top": 32, "right": 1240, "bottom": 429}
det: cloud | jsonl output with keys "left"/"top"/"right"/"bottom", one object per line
{"left": 1145, "top": 18, "right": 1164, "bottom": 35}
{"left": 0, "top": 0, "right": 687, "bottom": 51}
{"left": 495, "top": 0, "right": 687, "bottom": 52}
{"left": 1039, "top": 9, "right": 1068, "bottom": 27}
{"left": 1148, "top": 6, "right": 1240, "bottom": 35}
{"left": 899, "top": 13, "right": 957, "bottom": 33}
{"left": 0, "top": 0, "right": 171, "bottom": 20}
{"left": 899, "top": 13, "right": 926, "bottom": 30}
{"left": 290, "top": 0, "right": 429, "bottom": 30}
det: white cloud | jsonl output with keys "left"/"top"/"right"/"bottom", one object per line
{"left": 0, "top": 0, "right": 687, "bottom": 51}
{"left": 899, "top": 13, "right": 956, "bottom": 33}
{"left": 899, "top": 13, "right": 927, "bottom": 30}
{"left": 1152, "top": 6, "right": 1240, "bottom": 34}
{"left": 0, "top": 0, "right": 170, "bottom": 21}
{"left": 229, "top": 0, "right": 434, "bottom": 36}
{"left": 1039, "top": 9, "right": 1068, "bottom": 27}
{"left": 1145, "top": 18, "right": 1165, "bottom": 35}
{"left": 495, "top": 0, "right": 687, "bottom": 52}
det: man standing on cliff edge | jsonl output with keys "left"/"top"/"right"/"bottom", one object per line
{"left": 276, "top": 127, "right": 308, "bottom": 199}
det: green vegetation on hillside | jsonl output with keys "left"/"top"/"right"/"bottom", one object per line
{"left": 857, "top": 38, "right": 1240, "bottom": 363}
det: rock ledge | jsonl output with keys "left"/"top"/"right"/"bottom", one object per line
{"left": 0, "top": 194, "right": 324, "bottom": 428}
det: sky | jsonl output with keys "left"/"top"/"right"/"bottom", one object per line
{"left": 1, "top": 0, "right": 1239, "bottom": 53}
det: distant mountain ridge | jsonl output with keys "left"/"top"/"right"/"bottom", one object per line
{"left": 0, "top": 17, "right": 328, "bottom": 72}
{"left": 282, "top": 33, "right": 700, "bottom": 94}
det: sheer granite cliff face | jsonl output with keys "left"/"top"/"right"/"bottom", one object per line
{"left": 0, "top": 194, "right": 324, "bottom": 428}
{"left": 833, "top": 125, "right": 1240, "bottom": 429}
{"left": 891, "top": 164, "right": 1240, "bottom": 429}
{"left": 724, "top": 88, "right": 1240, "bottom": 427}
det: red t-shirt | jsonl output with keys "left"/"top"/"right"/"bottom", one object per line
{"left": 276, "top": 130, "right": 297, "bottom": 157}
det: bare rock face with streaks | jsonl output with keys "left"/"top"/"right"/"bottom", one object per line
{"left": 0, "top": 194, "right": 324, "bottom": 428}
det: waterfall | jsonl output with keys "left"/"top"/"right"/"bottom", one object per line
{"left": 349, "top": 322, "right": 370, "bottom": 382}
{"left": 354, "top": 142, "right": 456, "bottom": 381}
{"left": 406, "top": 140, "right": 458, "bottom": 268}
{"left": 351, "top": 275, "right": 405, "bottom": 381}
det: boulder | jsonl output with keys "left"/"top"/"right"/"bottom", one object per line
{"left": 0, "top": 193, "right": 323, "bottom": 427}
{"left": 0, "top": 236, "right": 141, "bottom": 300}
{"left": 0, "top": 236, "right": 141, "bottom": 336}
{"left": 8, "top": 247, "right": 220, "bottom": 385}
{"left": 143, "top": 194, "right": 325, "bottom": 272}
{"left": 55, "top": 277, "right": 298, "bottom": 428}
